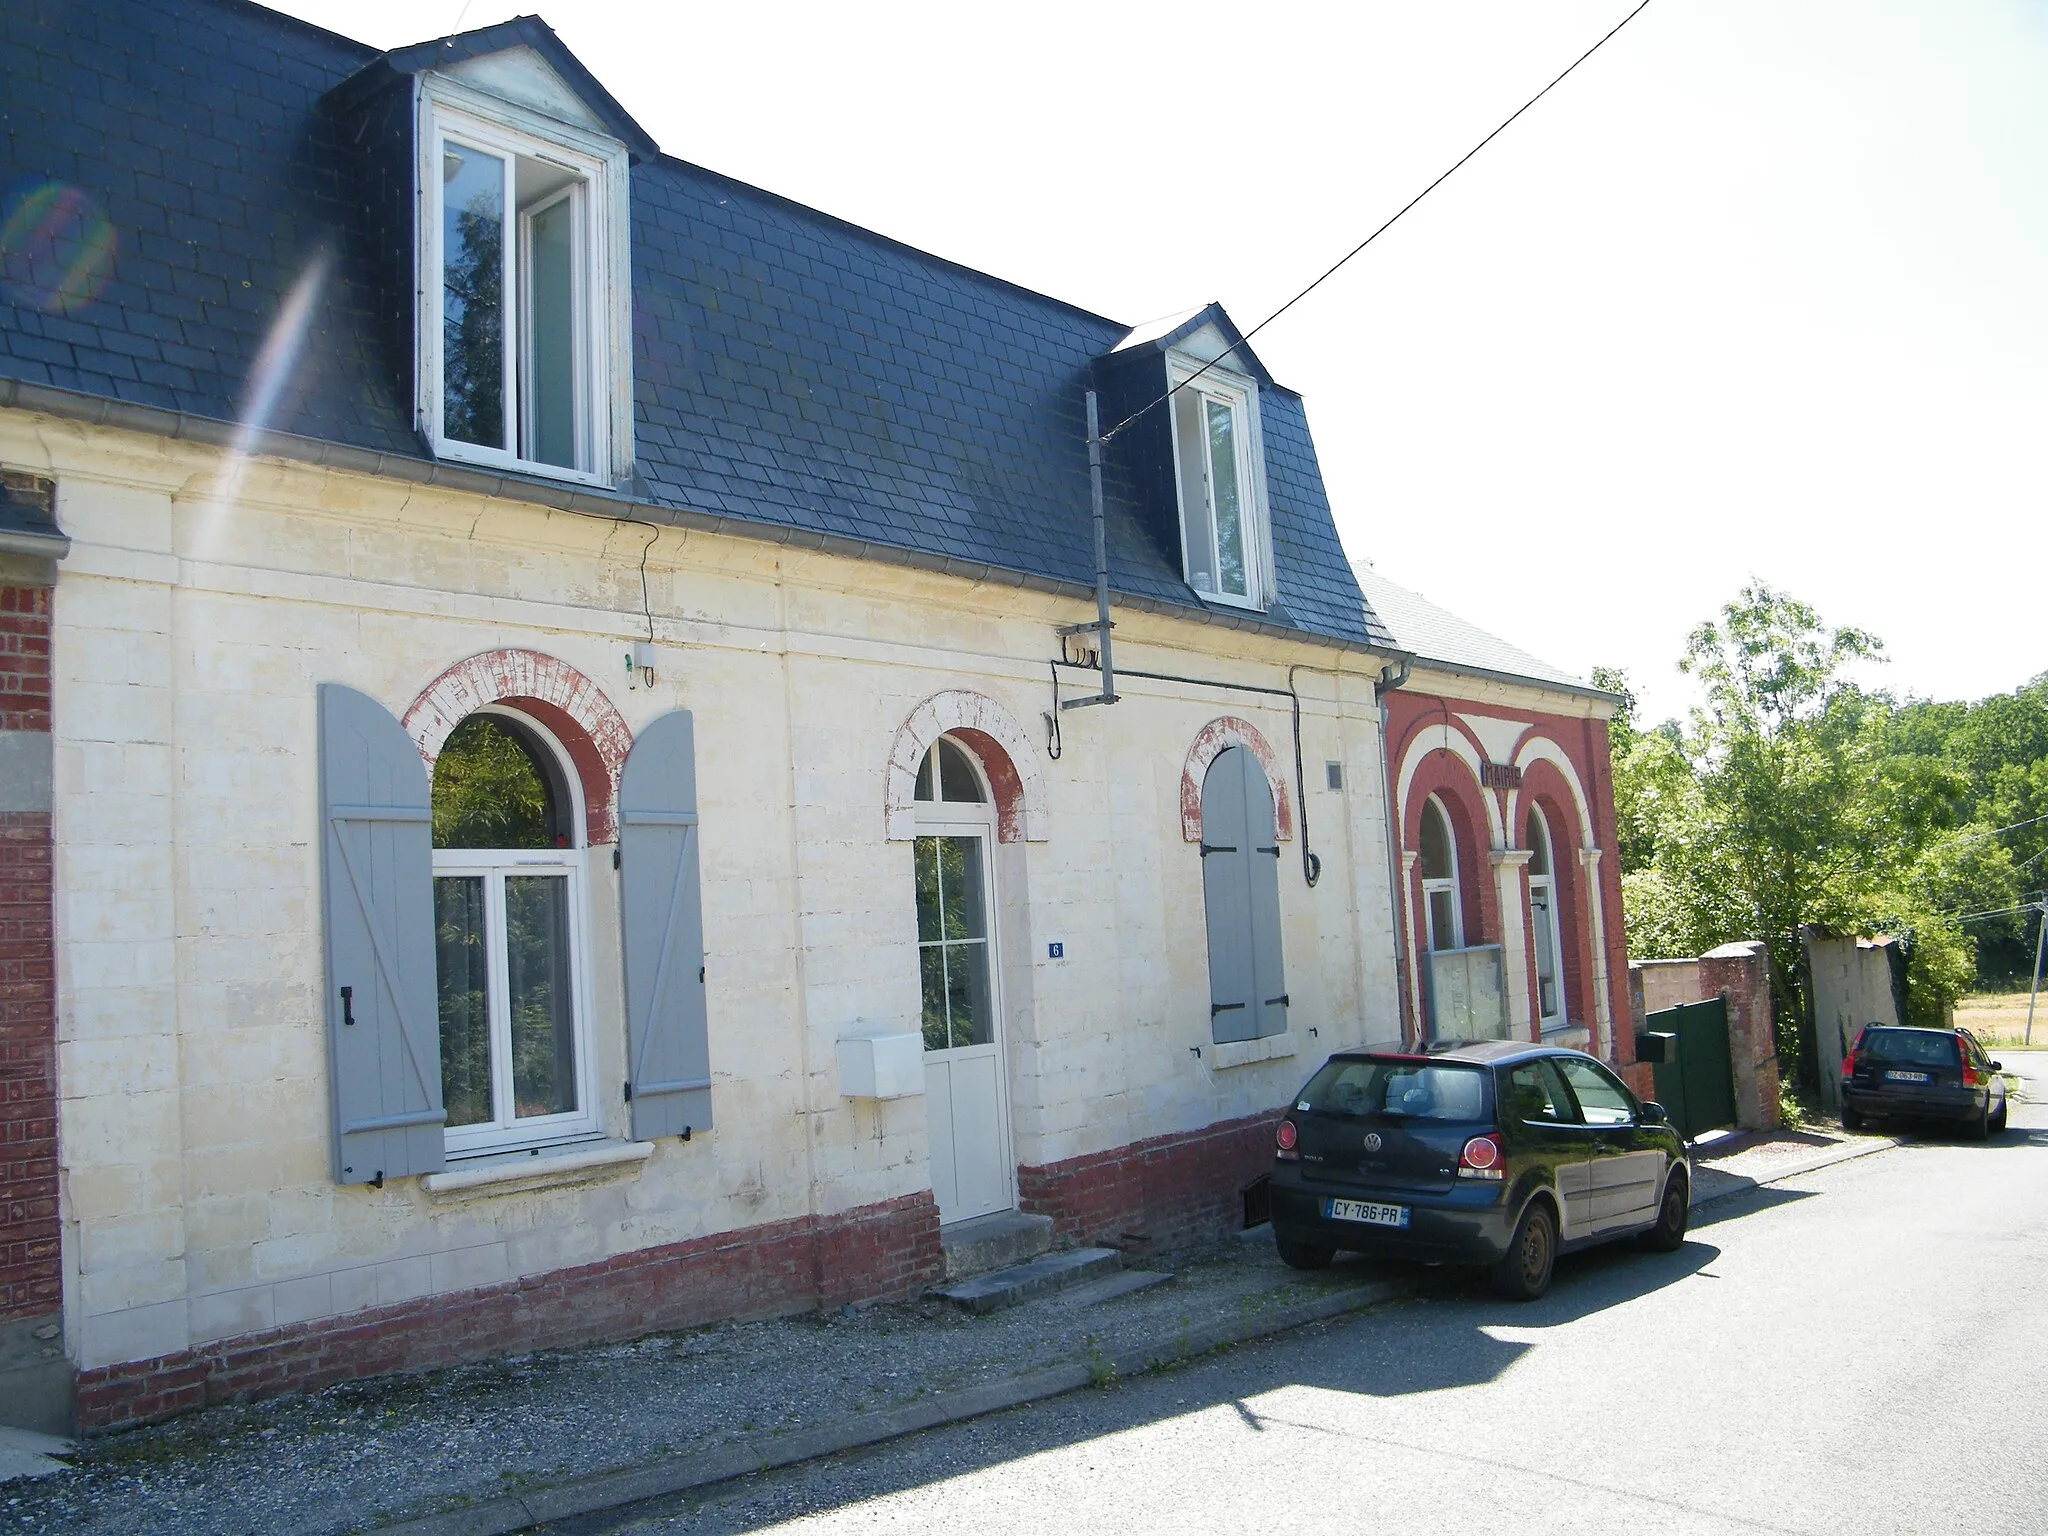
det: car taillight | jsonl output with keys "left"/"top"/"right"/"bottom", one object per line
{"left": 1958, "top": 1043, "right": 1983, "bottom": 1087}
{"left": 1276, "top": 1119, "right": 1300, "bottom": 1161}
{"left": 1458, "top": 1134, "right": 1505, "bottom": 1181}
{"left": 1840, "top": 1048, "right": 1856, "bottom": 1079}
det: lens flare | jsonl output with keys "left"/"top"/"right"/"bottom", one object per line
{"left": 196, "top": 253, "right": 330, "bottom": 559}
{"left": 0, "top": 182, "right": 116, "bottom": 314}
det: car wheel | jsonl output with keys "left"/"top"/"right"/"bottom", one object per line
{"left": 1274, "top": 1234, "right": 1334, "bottom": 1271}
{"left": 1841, "top": 1104, "right": 1864, "bottom": 1132}
{"left": 1970, "top": 1100, "right": 1991, "bottom": 1141}
{"left": 1992, "top": 1096, "right": 2008, "bottom": 1134}
{"left": 1490, "top": 1201, "right": 1556, "bottom": 1301}
{"left": 1640, "top": 1171, "right": 1690, "bottom": 1253}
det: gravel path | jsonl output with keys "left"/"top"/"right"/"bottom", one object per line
{"left": 1, "top": 1236, "right": 1399, "bottom": 1536}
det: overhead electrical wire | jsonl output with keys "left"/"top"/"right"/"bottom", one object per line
{"left": 1100, "top": 0, "right": 1659, "bottom": 444}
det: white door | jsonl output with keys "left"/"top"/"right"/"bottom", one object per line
{"left": 913, "top": 739, "right": 1013, "bottom": 1224}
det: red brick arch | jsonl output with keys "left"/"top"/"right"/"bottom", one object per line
{"left": 402, "top": 650, "right": 633, "bottom": 845}
{"left": 1180, "top": 716, "right": 1294, "bottom": 842}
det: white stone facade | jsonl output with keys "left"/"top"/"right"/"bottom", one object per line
{"left": 11, "top": 413, "right": 1402, "bottom": 1375}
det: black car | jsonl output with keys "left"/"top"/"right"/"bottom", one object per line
{"left": 1268, "top": 1042, "right": 1692, "bottom": 1300}
{"left": 1840, "top": 1025, "right": 2009, "bottom": 1137}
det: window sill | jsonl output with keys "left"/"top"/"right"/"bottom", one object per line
{"left": 1541, "top": 1024, "right": 1591, "bottom": 1051}
{"left": 1192, "top": 589, "right": 1268, "bottom": 615}
{"left": 1210, "top": 1030, "right": 1298, "bottom": 1071}
{"left": 421, "top": 1139, "right": 655, "bottom": 1204}
{"left": 428, "top": 437, "right": 616, "bottom": 492}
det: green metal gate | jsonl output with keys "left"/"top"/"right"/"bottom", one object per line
{"left": 1647, "top": 997, "right": 1737, "bottom": 1140}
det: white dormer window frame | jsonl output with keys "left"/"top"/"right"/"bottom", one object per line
{"left": 1165, "top": 353, "right": 1272, "bottom": 611}
{"left": 416, "top": 73, "right": 633, "bottom": 488}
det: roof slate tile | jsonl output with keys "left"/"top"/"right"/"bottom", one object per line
{"left": 3, "top": 0, "right": 1383, "bottom": 649}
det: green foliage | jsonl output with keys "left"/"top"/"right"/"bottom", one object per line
{"left": 432, "top": 715, "right": 555, "bottom": 851}
{"left": 1604, "top": 585, "right": 2045, "bottom": 1087}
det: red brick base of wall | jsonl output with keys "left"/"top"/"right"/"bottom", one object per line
{"left": 1018, "top": 1110, "right": 1282, "bottom": 1251}
{"left": 75, "top": 1189, "right": 941, "bottom": 1434}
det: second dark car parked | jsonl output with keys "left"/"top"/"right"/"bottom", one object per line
{"left": 1269, "top": 1042, "right": 1692, "bottom": 1300}
{"left": 1840, "top": 1025, "right": 2009, "bottom": 1137}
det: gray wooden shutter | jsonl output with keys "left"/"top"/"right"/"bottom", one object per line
{"left": 619, "top": 709, "right": 711, "bottom": 1139}
{"left": 1201, "top": 746, "right": 1288, "bottom": 1045}
{"left": 1243, "top": 753, "right": 1288, "bottom": 1040}
{"left": 318, "top": 684, "right": 445, "bottom": 1185}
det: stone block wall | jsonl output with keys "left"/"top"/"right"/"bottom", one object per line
{"left": 3, "top": 416, "right": 1404, "bottom": 1430}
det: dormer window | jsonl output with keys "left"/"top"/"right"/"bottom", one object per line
{"left": 418, "top": 76, "right": 631, "bottom": 485}
{"left": 1166, "top": 357, "right": 1269, "bottom": 609}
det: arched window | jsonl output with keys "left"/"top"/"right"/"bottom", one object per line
{"left": 432, "top": 708, "right": 597, "bottom": 1154}
{"left": 1526, "top": 806, "right": 1565, "bottom": 1031}
{"left": 1419, "top": 796, "right": 1463, "bottom": 952}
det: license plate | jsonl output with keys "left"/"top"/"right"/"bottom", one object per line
{"left": 1326, "top": 1198, "right": 1409, "bottom": 1228}
{"left": 1884, "top": 1070, "right": 1930, "bottom": 1083}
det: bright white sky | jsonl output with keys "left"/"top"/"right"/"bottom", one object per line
{"left": 275, "top": 0, "right": 2047, "bottom": 726}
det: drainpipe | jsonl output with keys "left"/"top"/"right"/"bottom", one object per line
{"left": 1059, "top": 389, "right": 1117, "bottom": 711}
{"left": 1376, "top": 655, "right": 1413, "bottom": 1043}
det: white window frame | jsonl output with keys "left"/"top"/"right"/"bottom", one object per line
{"left": 1527, "top": 807, "right": 1567, "bottom": 1032}
{"left": 433, "top": 706, "right": 602, "bottom": 1158}
{"left": 417, "top": 75, "right": 632, "bottom": 487}
{"left": 1165, "top": 354, "right": 1271, "bottom": 611}
{"left": 1419, "top": 794, "right": 1464, "bottom": 952}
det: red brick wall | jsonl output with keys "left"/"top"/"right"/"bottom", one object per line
{"left": 1384, "top": 690, "right": 1634, "bottom": 1065}
{"left": 74, "top": 1189, "right": 941, "bottom": 1433}
{"left": 0, "top": 583, "right": 58, "bottom": 1325}
{"left": 1018, "top": 1110, "right": 1280, "bottom": 1251}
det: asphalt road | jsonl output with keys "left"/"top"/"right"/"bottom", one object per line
{"left": 549, "top": 1065, "right": 2048, "bottom": 1536}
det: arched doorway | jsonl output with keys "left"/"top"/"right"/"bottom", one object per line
{"left": 913, "top": 734, "right": 1013, "bottom": 1223}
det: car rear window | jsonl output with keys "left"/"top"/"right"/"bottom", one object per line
{"left": 1858, "top": 1028, "right": 1961, "bottom": 1067}
{"left": 1295, "top": 1059, "right": 1490, "bottom": 1122}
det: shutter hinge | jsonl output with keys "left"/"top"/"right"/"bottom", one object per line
{"left": 1266, "top": 994, "right": 1290, "bottom": 1008}
{"left": 1198, "top": 843, "right": 1237, "bottom": 857}
{"left": 613, "top": 848, "right": 621, "bottom": 870}
{"left": 1258, "top": 846, "right": 1281, "bottom": 857}
{"left": 340, "top": 986, "right": 354, "bottom": 1026}
{"left": 623, "top": 1080, "right": 633, "bottom": 1103}
{"left": 680, "top": 1126, "right": 691, "bottom": 1142}
{"left": 1211, "top": 1001, "right": 1246, "bottom": 1017}
{"left": 369, "top": 1170, "right": 384, "bottom": 1190}
{"left": 699, "top": 966, "right": 705, "bottom": 983}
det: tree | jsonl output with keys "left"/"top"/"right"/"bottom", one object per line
{"left": 1614, "top": 584, "right": 1973, "bottom": 1088}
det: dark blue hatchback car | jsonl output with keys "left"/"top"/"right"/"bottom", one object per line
{"left": 1268, "top": 1042, "right": 1692, "bottom": 1300}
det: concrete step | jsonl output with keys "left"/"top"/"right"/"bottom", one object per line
{"left": 1058, "top": 1269, "right": 1175, "bottom": 1308}
{"left": 939, "top": 1209, "right": 1054, "bottom": 1281}
{"left": 935, "top": 1246, "right": 1122, "bottom": 1315}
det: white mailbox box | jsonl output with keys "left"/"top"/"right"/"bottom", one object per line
{"left": 836, "top": 1031, "right": 925, "bottom": 1100}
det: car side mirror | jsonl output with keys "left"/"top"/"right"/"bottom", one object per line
{"left": 1639, "top": 1101, "right": 1668, "bottom": 1123}
{"left": 1990, "top": 1061, "right": 2003, "bottom": 1072}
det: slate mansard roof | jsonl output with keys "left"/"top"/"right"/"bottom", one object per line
{"left": 1354, "top": 565, "right": 1611, "bottom": 699}
{"left": 0, "top": 0, "right": 1391, "bottom": 651}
